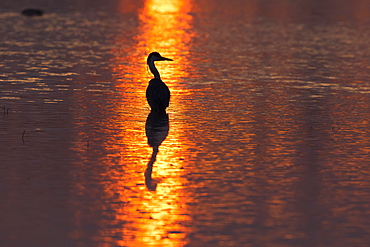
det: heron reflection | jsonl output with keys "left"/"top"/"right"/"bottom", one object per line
{"left": 146, "top": 52, "right": 173, "bottom": 112}
{"left": 144, "top": 111, "right": 169, "bottom": 191}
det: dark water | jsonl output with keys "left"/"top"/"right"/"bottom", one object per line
{"left": 0, "top": 0, "right": 369, "bottom": 246}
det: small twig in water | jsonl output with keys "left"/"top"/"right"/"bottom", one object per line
{"left": 3, "top": 107, "right": 10, "bottom": 115}
{"left": 22, "top": 130, "right": 26, "bottom": 142}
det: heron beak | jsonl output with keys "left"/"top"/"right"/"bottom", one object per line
{"left": 159, "top": 56, "right": 173, "bottom": 61}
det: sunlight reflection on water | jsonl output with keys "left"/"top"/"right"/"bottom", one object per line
{"left": 0, "top": 0, "right": 370, "bottom": 246}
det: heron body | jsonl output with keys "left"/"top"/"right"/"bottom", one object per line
{"left": 146, "top": 52, "right": 173, "bottom": 112}
{"left": 146, "top": 78, "right": 170, "bottom": 112}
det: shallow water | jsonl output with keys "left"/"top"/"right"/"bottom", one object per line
{"left": 0, "top": 0, "right": 369, "bottom": 246}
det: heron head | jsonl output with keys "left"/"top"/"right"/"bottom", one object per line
{"left": 147, "top": 52, "right": 173, "bottom": 64}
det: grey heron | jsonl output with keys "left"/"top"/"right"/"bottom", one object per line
{"left": 146, "top": 52, "right": 173, "bottom": 112}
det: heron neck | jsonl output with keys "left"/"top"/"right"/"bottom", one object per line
{"left": 148, "top": 61, "right": 161, "bottom": 79}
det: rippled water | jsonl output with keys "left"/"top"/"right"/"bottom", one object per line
{"left": 1, "top": 0, "right": 369, "bottom": 246}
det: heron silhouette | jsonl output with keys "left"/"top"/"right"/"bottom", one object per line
{"left": 146, "top": 52, "right": 173, "bottom": 112}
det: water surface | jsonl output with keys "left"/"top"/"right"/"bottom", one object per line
{"left": 0, "top": 0, "right": 369, "bottom": 246}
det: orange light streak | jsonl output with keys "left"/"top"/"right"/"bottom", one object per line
{"left": 110, "top": 0, "right": 196, "bottom": 246}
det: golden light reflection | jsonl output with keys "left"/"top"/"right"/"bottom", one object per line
{"left": 149, "top": 0, "right": 181, "bottom": 13}
{"left": 109, "top": 0, "right": 195, "bottom": 246}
